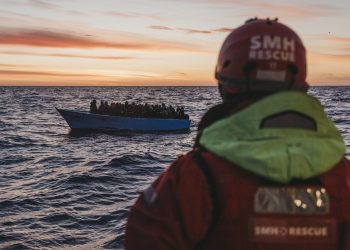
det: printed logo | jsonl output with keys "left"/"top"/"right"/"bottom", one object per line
{"left": 254, "top": 226, "right": 328, "bottom": 237}
{"left": 249, "top": 35, "right": 295, "bottom": 62}
{"left": 249, "top": 218, "right": 338, "bottom": 243}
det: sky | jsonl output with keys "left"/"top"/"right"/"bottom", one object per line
{"left": 0, "top": 0, "right": 349, "bottom": 86}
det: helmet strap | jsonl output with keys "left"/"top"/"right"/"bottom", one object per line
{"left": 243, "top": 61, "right": 257, "bottom": 92}
{"left": 287, "top": 63, "right": 298, "bottom": 89}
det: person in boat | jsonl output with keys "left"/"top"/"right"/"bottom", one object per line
{"left": 90, "top": 99, "right": 98, "bottom": 114}
{"left": 97, "top": 100, "right": 104, "bottom": 114}
{"left": 125, "top": 18, "right": 350, "bottom": 249}
{"left": 104, "top": 101, "right": 110, "bottom": 114}
{"left": 92, "top": 100, "right": 190, "bottom": 119}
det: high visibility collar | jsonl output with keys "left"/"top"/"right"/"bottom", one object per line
{"left": 199, "top": 91, "right": 345, "bottom": 183}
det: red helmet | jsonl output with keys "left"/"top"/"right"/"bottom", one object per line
{"left": 216, "top": 18, "right": 309, "bottom": 97}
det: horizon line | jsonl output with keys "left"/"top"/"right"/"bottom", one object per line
{"left": 1, "top": 84, "right": 349, "bottom": 87}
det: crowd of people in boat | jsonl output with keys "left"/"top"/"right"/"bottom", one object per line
{"left": 90, "top": 100, "right": 189, "bottom": 120}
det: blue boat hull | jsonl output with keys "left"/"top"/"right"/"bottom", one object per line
{"left": 56, "top": 108, "right": 190, "bottom": 132}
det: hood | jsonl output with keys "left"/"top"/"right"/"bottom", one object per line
{"left": 199, "top": 91, "right": 345, "bottom": 183}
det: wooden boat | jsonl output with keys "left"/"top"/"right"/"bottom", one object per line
{"left": 56, "top": 108, "right": 190, "bottom": 132}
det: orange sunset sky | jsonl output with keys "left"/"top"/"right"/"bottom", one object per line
{"left": 0, "top": 0, "right": 349, "bottom": 86}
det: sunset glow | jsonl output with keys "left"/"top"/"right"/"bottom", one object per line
{"left": 1, "top": 0, "right": 349, "bottom": 86}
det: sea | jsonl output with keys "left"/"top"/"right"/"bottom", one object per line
{"left": 0, "top": 86, "right": 349, "bottom": 249}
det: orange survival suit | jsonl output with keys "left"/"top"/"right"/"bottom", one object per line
{"left": 125, "top": 92, "right": 350, "bottom": 250}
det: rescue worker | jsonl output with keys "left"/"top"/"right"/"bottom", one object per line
{"left": 125, "top": 18, "right": 350, "bottom": 249}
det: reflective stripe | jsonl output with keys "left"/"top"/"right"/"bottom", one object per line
{"left": 143, "top": 186, "right": 157, "bottom": 205}
{"left": 254, "top": 186, "right": 330, "bottom": 214}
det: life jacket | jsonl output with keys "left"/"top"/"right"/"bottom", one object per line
{"left": 194, "top": 150, "right": 350, "bottom": 250}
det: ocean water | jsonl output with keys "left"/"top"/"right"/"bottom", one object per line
{"left": 0, "top": 86, "right": 349, "bottom": 249}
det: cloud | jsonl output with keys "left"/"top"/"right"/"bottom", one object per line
{"left": 105, "top": 11, "right": 164, "bottom": 20}
{"left": 36, "top": 54, "right": 136, "bottom": 60}
{"left": 105, "top": 11, "right": 135, "bottom": 18}
{"left": 0, "top": 63, "right": 17, "bottom": 67}
{"left": 185, "top": 0, "right": 341, "bottom": 19}
{"left": 0, "top": 29, "right": 115, "bottom": 48}
{"left": 0, "top": 69, "right": 97, "bottom": 77}
{"left": 212, "top": 28, "right": 233, "bottom": 33}
{"left": 0, "top": 50, "right": 137, "bottom": 60}
{"left": 149, "top": 25, "right": 232, "bottom": 34}
{"left": 0, "top": 16, "right": 10, "bottom": 22}
{"left": 5, "top": 0, "right": 72, "bottom": 12}
{"left": 27, "top": 0, "right": 62, "bottom": 10}
{"left": 0, "top": 10, "right": 48, "bottom": 25}
{"left": 178, "top": 28, "right": 212, "bottom": 34}
{"left": 0, "top": 28, "right": 206, "bottom": 52}
{"left": 149, "top": 25, "right": 174, "bottom": 31}
{"left": 247, "top": 3, "right": 341, "bottom": 19}
{"left": 3, "top": 0, "right": 86, "bottom": 16}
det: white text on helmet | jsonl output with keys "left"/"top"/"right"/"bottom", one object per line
{"left": 249, "top": 35, "right": 295, "bottom": 62}
{"left": 250, "top": 36, "right": 295, "bottom": 51}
